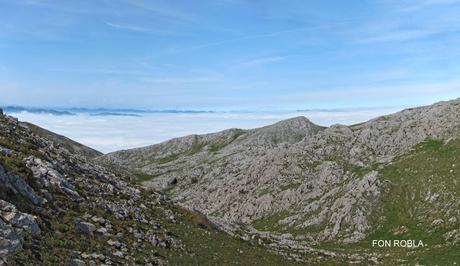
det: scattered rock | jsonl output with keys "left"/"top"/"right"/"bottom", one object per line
{"left": 95, "top": 227, "right": 108, "bottom": 236}
{"left": 107, "top": 239, "right": 122, "bottom": 248}
{"left": 113, "top": 251, "right": 124, "bottom": 258}
{"left": 431, "top": 219, "right": 444, "bottom": 227}
{"left": 167, "top": 177, "right": 178, "bottom": 186}
{"left": 0, "top": 145, "right": 12, "bottom": 157}
{"left": 148, "top": 235, "right": 159, "bottom": 246}
{"left": 25, "top": 156, "right": 83, "bottom": 202}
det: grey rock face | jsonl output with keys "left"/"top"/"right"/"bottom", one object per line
{"left": 0, "top": 165, "right": 45, "bottom": 206}
{"left": 0, "top": 200, "right": 40, "bottom": 235}
{"left": 0, "top": 200, "right": 40, "bottom": 258}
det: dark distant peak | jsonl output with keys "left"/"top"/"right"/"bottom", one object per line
{"left": 90, "top": 112, "right": 142, "bottom": 117}
{"left": 4, "top": 106, "right": 75, "bottom": 116}
{"left": 68, "top": 107, "right": 215, "bottom": 114}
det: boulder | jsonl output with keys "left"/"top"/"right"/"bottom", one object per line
{"left": 75, "top": 220, "right": 96, "bottom": 235}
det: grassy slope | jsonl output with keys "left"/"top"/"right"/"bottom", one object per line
{"left": 317, "top": 139, "right": 459, "bottom": 265}
{"left": 162, "top": 207, "right": 301, "bottom": 266}
{"left": 251, "top": 139, "right": 460, "bottom": 265}
{"left": 362, "top": 139, "right": 459, "bottom": 265}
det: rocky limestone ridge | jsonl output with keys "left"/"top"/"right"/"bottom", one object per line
{"left": 2, "top": 111, "right": 341, "bottom": 265}
{"left": 99, "top": 98, "right": 460, "bottom": 246}
{"left": 103, "top": 116, "right": 323, "bottom": 171}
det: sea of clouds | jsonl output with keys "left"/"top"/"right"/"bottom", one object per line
{"left": 12, "top": 107, "right": 404, "bottom": 153}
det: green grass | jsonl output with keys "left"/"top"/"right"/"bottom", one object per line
{"left": 157, "top": 206, "right": 303, "bottom": 266}
{"left": 252, "top": 211, "right": 291, "bottom": 233}
{"left": 252, "top": 209, "right": 326, "bottom": 237}
{"left": 209, "top": 142, "right": 227, "bottom": 153}
{"left": 135, "top": 172, "right": 161, "bottom": 182}
{"left": 367, "top": 139, "right": 459, "bottom": 241}
{"left": 157, "top": 154, "right": 179, "bottom": 164}
{"left": 187, "top": 143, "right": 206, "bottom": 156}
{"left": 363, "top": 139, "right": 459, "bottom": 264}
{"left": 208, "top": 130, "right": 245, "bottom": 153}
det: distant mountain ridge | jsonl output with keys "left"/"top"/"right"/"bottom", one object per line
{"left": 2, "top": 105, "right": 405, "bottom": 117}
{"left": 3, "top": 106, "right": 76, "bottom": 116}
{"left": 2, "top": 106, "right": 216, "bottom": 116}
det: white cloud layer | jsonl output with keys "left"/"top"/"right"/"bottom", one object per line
{"left": 13, "top": 107, "right": 404, "bottom": 153}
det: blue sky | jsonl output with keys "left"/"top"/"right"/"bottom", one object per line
{"left": 1, "top": 0, "right": 460, "bottom": 110}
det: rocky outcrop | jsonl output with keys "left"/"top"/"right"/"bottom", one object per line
{"left": 25, "top": 156, "right": 83, "bottom": 202}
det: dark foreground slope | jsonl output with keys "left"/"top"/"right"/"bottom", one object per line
{"left": 19, "top": 121, "right": 102, "bottom": 159}
{"left": 0, "top": 113, "right": 309, "bottom": 265}
{"left": 100, "top": 99, "right": 460, "bottom": 265}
